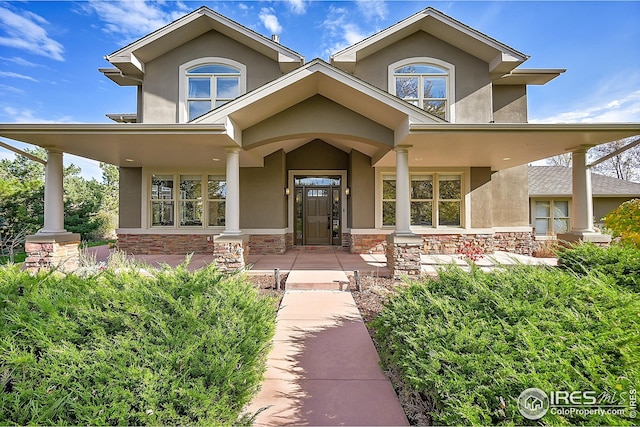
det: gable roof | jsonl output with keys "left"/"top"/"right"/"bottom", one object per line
{"left": 331, "top": 7, "right": 529, "bottom": 75}
{"left": 101, "top": 6, "right": 304, "bottom": 84}
{"left": 529, "top": 166, "right": 640, "bottom": 197}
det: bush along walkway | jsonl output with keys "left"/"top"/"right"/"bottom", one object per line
{"left": 245, "top": 290, "right": 408, "bottom": 426}
{"left": 0, "top": 262, "right": 277, "bottom": 426}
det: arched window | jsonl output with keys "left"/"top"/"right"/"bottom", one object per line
{"left": 389, "top": 58, "right": 454, "bottom": 121}
{"left": 179, "top": 58, "right": 246, "bottom": 122}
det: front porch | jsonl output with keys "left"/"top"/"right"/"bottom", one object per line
{"left": 87, "top": 245, "right": 556, "bottom": 287}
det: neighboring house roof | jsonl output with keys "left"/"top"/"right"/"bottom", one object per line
{"left": 529, "top": 166, "right": 640, "bottom": 197}
{"left": 100, "top": 6, "right": 304, "bottom": 85}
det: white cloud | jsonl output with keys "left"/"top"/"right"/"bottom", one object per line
{"left": 2, "top": 107, "right": 77, "bottom": 124}
{"left": 285, "top": 0, "right": 306, "bottom": 15}
{"left": 320, "top": 6, "right": 368, "bottom": 58}
{"left": 0, "top": 6, "right": 64, "bottom": 61}
{"left": 259, "top": 8, "right": 282, "bottom": 35}
{"left": 238, "top": 3, "right": 249, "bottom": 11}
{"left": 0, "top": 71, "right": 37, "bottom": 82}
{"left": 84, "top": 0, "right": 188, "bottom": 40}
{"left": 530, "top": 89, "right": 640, "bottom": 124}
{"left": 356, "top": 0, "right": 388, "bottom": 21}
{"left": 0, "top": 84, "right": 24, "bottom": 94}
{"left": 0, "top": 56, "right": 43, "bottom": 67}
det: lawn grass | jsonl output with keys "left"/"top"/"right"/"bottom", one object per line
{"left": 0, "top": 261, "right": 276, "bottom": 425}
{"left": 373, "top": 260, "right": 639, "bottom": 426}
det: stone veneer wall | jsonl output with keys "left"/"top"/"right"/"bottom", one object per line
{"left": 213, "top": 239, "right": 248, "bottom": 272}
{"left": 421, "top": 232, "right": 534, "bottom": 255}
{"left": 385, "top": 237, "right": 422, "bottom": 277}
{"left": 248, "top": 234, "right": 287, "bottom": 254}
{"left": 117, "top": 234, "right": 213, "bottom": 254}
{"left": 25, "top": 239, "right": 80, "bottom": 272}
{"left": 348, "top": 234, "right": 387, "bottom": 254}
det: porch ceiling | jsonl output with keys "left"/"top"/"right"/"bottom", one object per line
{"left": 377, "top": 123, "right": 640, "bottom": 170}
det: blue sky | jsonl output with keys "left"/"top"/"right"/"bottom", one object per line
{"left": 1, "top": 0, "right": 639, "bottom": 179}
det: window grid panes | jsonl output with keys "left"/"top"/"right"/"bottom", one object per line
{"left": 382, "top": 173, "right": 462, "bottom": 227}
{"left": 150, "top": 174, "right": 226, "bottom": 228}
{"left": 535, "top": 200, "right": 569, "bottom": 235}
{"left": 394, "top": 63, "right": 448, "bottom": 120}
{"left": 186, "top": 64, "right": 240, "bottom": 121}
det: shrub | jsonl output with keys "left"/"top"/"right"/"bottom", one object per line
{"left": 558, "top": 243, "right": 640, "bottom": 291}
{"left": 372, "top": 265, "right": 639, "bottom": 426}
{"left": 603, "top": 198, "right": 640, "bottom": 247}
{"left": 0, "top": 263, "right": 276, "bottom": 425}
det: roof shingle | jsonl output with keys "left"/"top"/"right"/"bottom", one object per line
{"left": 528, "top": 166, "right": 640, "bottom": 197}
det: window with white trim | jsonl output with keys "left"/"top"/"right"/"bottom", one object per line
{"left": 389, "top": 58, "right": 454, "bottom": 121}
{"left": 534, "top": 200, "right": 569, "bottom": 235}
{"left": 179, "top": 58, "right": 246, "bottom": 123}
{"left": 150, "top": 174, "right": 225, "bottom": 228}
{"left": 382, "top": 174, "right": 461, "bottom": 227}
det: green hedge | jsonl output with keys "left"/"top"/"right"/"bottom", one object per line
{"left": 0, "top": 263, "right": 276, "bottom": 425}
{"left": 372, "top": 265, "right": 639, "bottom": 425}
{"left": 558, "top": 243, "right": 640, "bottom": 291}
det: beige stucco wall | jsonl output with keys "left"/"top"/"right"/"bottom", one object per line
{"left": 240, "top": 150, "right": 287, "bottom": 229}
{"left": 493, "top": 85, "right": 527, "bottom": 123}
{"left": 352, "top": 31, "right": 493, "bottom": 123}
{"left": 119, "top": 167, "right": 142, "bottom": 228}
{"left": 286, "top": 139, "right": 349, "bottom": 171}
{"left": 594, "top": 197, "right": 634, "bottom": 223}
{"left": 243, "top": 95, "right": 394, "bottom": 148}
{"left": 348, "top": 150, "right": 375, "bottom": 228}
{"left": 142, "top": 30, "right": 282, "bottom": 123}
{"left": 491, "top": 165, "right": 530, "bottom": 226}
{"left": 469, "top": 167, "right": 493, "bottom": 228}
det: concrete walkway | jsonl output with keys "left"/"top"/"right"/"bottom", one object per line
{"left": 244, "top": 290, "right": 408, "bottom": 426}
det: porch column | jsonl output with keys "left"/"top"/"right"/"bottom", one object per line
{"left": 557, "top": 148, "right": 610, "bottom": 246}
{"left": 25, "top": 149, "right": 81, "bottom": 272}
{"left": 570, "top": 149, "right": 594, "bottom": 232}
{"left": 40, "top": 149, "right": 66, "bottom": 234}
{"left": 386, "top": 145, "right": 422, "bottom": 277}
{"left": 223, "top": 147, "right": 241, "bottom": 236}
{"left": 213, "top": 146, "right": 248, "bottom": 272}
{"left": 394, "top": 145, "right": 412, "bottom": 235}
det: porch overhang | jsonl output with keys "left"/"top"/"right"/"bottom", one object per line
{"left": 0, "top": 122, "right": 638, "bottom": 171}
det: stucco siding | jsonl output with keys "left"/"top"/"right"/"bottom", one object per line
{"left": 491, "top": 165, "right": 529, "bottom": 226}
{"left": 352, "top": 31, "right": 493, "bottom": 123}
{"left": 348, "top": 150, "right": 375, "bottom": 228}
{"left": 142, "top": 30, "right": 282, "bottom": 123}
{"left": 286, "top": 139, "right": 349, "bottom": 171}
{"left": 594, "top": 197, "right": 634, "bottom": 223}
{"left": 240, "top": 150, "right": 287, "bottom": 228}
{"left": 469, "top": 167, "right": 493, "bottom": 228}
{"left": 119, "top": 167, "right": 142, "bottom": 228}
{"left": 493, "top": 85, "right": 527, "bottom": 123}
{"left": 243, "top": 95, "right": 394, "bottom": 148}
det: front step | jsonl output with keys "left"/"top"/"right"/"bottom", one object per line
{"left": 284, "top": 270, "right": 350, "bottom": 290}
{"left": 292, "top": 245, "right": 348, "bottom": 252}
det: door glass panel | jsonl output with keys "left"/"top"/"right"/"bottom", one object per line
{"left": 295, "top": 188, "right": 303, "bottom": 245}
{"left": 332, "top": 188, "right": 340, "bottom": 243}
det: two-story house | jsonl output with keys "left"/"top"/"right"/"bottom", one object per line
{"left": 2, "top": 7, "right": 638, "bottom": 274}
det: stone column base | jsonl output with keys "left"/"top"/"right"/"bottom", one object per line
{"left": 24, "top": 233, "right": 81, "bottom": 273}
{"left": 213, "top": 234, "right": 249, "bottom": 272}
{"left": 386, "top": 233, "right": 422, "bottom": 278}
{"left": 557, "top": 231, "right": 611, "bottom": 247}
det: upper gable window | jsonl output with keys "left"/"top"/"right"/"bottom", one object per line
{"left": 179, "top": 58, "right": 246, "bottom": 123}
{"left": 389, "top": 58, "right": 455, "bottom": 121}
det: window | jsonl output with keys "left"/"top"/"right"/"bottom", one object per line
{"left": 534, "top": 200, "right": 569, "bottom": 235}
{"left": 150, "top": 174, "right": 226, "bottom": 228}
{"left": 389, "top": 58, "right": 454, "bottom": 121}
{"left": 179, "top": 58, "right": 246, "bottom": 122}
{"left": 187, "top": 64, "right": 240, "bottom": 121}
{"left": 382, "top": 174, "right": 462, "bottom": 227}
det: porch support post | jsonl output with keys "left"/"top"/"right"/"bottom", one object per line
{"left": 214, "top": 146, "right": 248, "bottom": 271}
{"left": 40, "top": 149, "right": 66, "bottom": 234}
{"left": 223, "top": 147, "right": 241, "bottom": 236}
{"left": 558, "top": 148, "right": 611, "bottom": 246}
{"left": 394, "top": 145, "right": 412, "bottom": 235}
{"left": 24, "top": 149, "right": 81, "bottom": 272}
{"left": 386, "top": 145, "right": 422, "bottom": 277}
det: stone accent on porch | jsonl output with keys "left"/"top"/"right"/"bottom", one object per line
{"left": 348, "top": 233, "right": 387, "bottom": 254}
{"left": 117, "top": 234, "right": 214, "bottom": 254}
{"left": 24, "top": 233, "right": 81, "bottom": 272}
{"left": 213, "top": 235, "right": 249, "bottom": 271}
{"left": 421, "top": 232, "right": 534, "bottom": 256}
{"left": 248, "top": 234, "right": 292, "bottom": 255}
{"left": 385, "top": 234, "right": 422, "bottom": 277}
